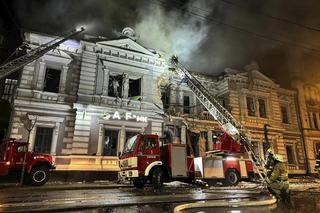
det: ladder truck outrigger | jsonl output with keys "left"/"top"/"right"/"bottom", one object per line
{"left": 119, "top": 55, "right": 268, "bottom": 189}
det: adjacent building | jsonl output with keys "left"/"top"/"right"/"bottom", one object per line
{"left": 292, "top": 79, "right": 320, "bottom": 174}
{"left": 165, "top": 62, "right": 307, "bottom": 174}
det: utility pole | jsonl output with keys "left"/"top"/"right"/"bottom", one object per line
{"left": 19, "top": 113, "right": 37, "bottom": 186}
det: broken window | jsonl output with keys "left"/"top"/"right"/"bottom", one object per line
{"left": 160, "top": 85, "right": 170, "bottom": 111}
{"left": 281, "top": 106, "right": 289, "bottom": 124}
{"left": 43, "top": 68, "right": 61, "bottom": 93}
{"left": 183, "top": 96, "right": 190, "bottom": 114}
{"left": 286, "top": 145, "right": 296, "bottom": 164}
{"left": 108, "top": 75, "right": 123, "bottom": 98}
{"left": 258, "top": 99, "right": 267, "bottom": 118}
{"left": 246, "top": 97, "right": 255, "bottom": 116}
{"left": 128, "top": 78, "right": 141, "bottom": 99}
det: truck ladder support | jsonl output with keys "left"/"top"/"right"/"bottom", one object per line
{"left": 170, "top": 57, "right": 267, "bottom": 185}
{"left": 0, "top": 27, "right": 85, "bottom": 80}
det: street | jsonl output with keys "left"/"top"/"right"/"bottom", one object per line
{"left": 0, "top": 180, "right": 319, "bottom": 212}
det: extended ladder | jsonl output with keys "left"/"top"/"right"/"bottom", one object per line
{"left": 0, "top": 27, "right": 85, "bottom": 80}
{"left": 170, "top": 56, "right": 267, "bottom": 183}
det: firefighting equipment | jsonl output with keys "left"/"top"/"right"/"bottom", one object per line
{"left": 266, "top": 158, "right": 289, "bottom": 200}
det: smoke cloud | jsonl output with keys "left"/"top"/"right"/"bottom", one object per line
{"left": 8, "top": 0, "right": 320, "bottom": 87}
{"left": 134, "top": 0, "right": 214, "bottom": 64}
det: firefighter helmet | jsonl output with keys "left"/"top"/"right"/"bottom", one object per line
{"left": 274, "top": 154, "right": 284, "bottom": 162}
{"left": 267, "top": 148, "right": 274, "bottom": 155}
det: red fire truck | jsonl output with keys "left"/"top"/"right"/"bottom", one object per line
{"left": 119, "top": 133, "right": 254, "bottom": 189}
{"left": 0, "top": 138, "right": 55, "bottom": 186}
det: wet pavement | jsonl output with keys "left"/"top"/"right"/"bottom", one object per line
{"left": 0, "top": 184, "right": 267, "bottom": 212}
{"left": 0, "top": 180, "right": 319, "bottom": 212}
{"left": 57, "top": 191, "right": 320, "bottom": 213}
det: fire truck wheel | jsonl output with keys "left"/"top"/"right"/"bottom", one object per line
{"left": 223, "top": 169, "right": 239, "bottom": 186}
{"left": 152, "top": 168, "right": 164, "bottom": 189}
{"left": 29, "top": 166, "right": 50, "bottom": 186}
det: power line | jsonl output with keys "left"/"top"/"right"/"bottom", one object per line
{"left": 150, "top": 0, "right": 320, "bottom": 55}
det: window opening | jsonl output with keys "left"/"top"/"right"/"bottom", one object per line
{"left": 281, "top": 106, "right": 289, "bottom": 124}
{"left": 103, "top": 129, "right": 119, "bottom": 156}
{"left": 43, "top": 68, "right": 61, "bottom": 93}
{"left": 183, "top": 96, "right": 190, "bottom": 114}
{"left": 34, "top": 127, "right": 53, "bottom": 154}
{"left": 313, "top": 112, "right": 318, "bottom": 129}
{"left": 286, "top": 145, "right": 296, "bottom": 164}
{"left": 128, "top": 78, "right": 141, "bottom": 99}
{"left": 108, "top": 75, "right": 123, "bottom": 98}
{"left": 247, "top": 97, "right": 255, "bottom": 116}
{"left": 258, "top": 99, "right": 267, "bottom": 118}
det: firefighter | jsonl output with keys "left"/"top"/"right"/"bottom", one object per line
{"left": 266, "top": 154, "right": 290, "bottom": 201}
{"left": 265, "top": 148, "right": 275, "bottom": 177}
{"left": 315, "top": 149, "right": 320, "bottom": 178}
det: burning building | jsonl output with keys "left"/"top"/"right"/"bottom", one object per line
{"left": 0, "top": 27, "right": 311, "bottom": 179}
{"left": 4, "top": 28, "right": 166, "bottom": 179}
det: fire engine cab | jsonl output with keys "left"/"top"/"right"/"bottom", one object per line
{"left": 0, "top": 138, "right": 56, "bottom": 186}
{"left": 119, "top": 133, "right": 254, "bottom": 189}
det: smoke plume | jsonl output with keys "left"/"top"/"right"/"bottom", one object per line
{"left": 134, "top": 0, "right": 214, "bottom": 64}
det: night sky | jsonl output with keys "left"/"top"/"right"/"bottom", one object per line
{"left": 2, "top": 0, "right": 320, "bottom": 88}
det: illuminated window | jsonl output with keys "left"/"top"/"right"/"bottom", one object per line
{"left": 246, "top": 97, "right": 255, "bottom": 116}
{"left": 43, "top": 68, "right": 61, "bottom": 93}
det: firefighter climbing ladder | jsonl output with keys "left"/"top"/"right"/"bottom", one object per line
{"left": 0, "top": 27, "right": 85, "bottom": 80}
{"left": 170, "top": 56, "right": 267, "bottom": 184}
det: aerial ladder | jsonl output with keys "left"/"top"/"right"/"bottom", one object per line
{"left": 170, "top": 56, "right": 267, "bottom": 185}
{"left": 0, "top": 27, "right": 85, "bottom": 80}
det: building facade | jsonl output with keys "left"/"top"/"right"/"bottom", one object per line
{"left": 2, "top": 29, "right": 311, "bottom": 177}
{"left": 165, "top": 63, "right": 307, "bottom": 174}
{"left": 292, "top": 79, "right": 320, "bottom": 174}
{"left": 7, "top": 29, "right": 166, "bottom": 173}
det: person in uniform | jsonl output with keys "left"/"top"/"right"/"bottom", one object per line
{"left": 265, "top": 148, "right": 276, "bottom": 177}
{"left": 266, "top": 154, "right": 290, "bottom": 201}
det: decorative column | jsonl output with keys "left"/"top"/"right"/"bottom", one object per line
{"left": 50, "top": 122, "right": 60, "bottom": 155}
{"left": 59, "top": 65, "right": 68, "bottom": 94}
{"left": 96, "top": 124, "right": 104, "bottom": 155}
{"left": 28, "top": 127, "right": 37, "bottom": 152}
{"left": 119, "top": 126, "right": 126, "bottom": 154}
{"left": 123, "top": 74, "right": 129, "bottom": 99}
{"left": 102, "top": 68, "right": 109, "bottom": 96}
{"left": 181, "top": 126, "right": 186, "bottom": 144}
{"left": 207, "top": 130, "right": 213, "bottom": 150}
{"left": 36, "top": 61, "right": 46, "bottom": 90}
